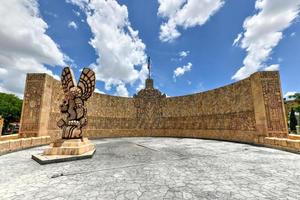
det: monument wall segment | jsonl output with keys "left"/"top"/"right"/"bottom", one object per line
{"left": 0, "top": 116, "right": 3, "bottom": 135}
{"left": 19, "top": 71, "right": 288, "bottom": 144}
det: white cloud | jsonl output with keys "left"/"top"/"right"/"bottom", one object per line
{"left": 173, "top": 62, "right": 192, "bottom": 80}
{"left": 171, "top": 50, "right": 190, "bottom": 61}
{"left": 158, "top": 0, "right": 225, "bottom": 42}
{"left": 179, "top": 50, "right": 189, "bottom": 58}
{"left": 0, "top": 0, "right": 66, "bottom": 97}
{"left": 94, "top": 88, "right": 105, "bottom": 94}
{"left": 232, "top": 33, "right": 242, "bottom": 46}
{"left": 115, "top": 83, "right": 129, "bottom": 97}
{"left": 68, "top": 21, "right": 78, "bottom": 29}
{"left": 284, "top": 91, "right": 297, "bottom": 100}
{"left": 68, "top": 0, "right": 147, "bottom": 96}
{"left": 291, "top": 32, "right": 296, "bottom": 37}
{"left": 73, "top": 10, "right": 80, "bottom": 16}
{"left": 264, "top": 64, "right": 279, "bottom": 71}
{"left": 44, "top": 11, "right": 58, "bottom": 18}
{"left": 232, "top": 0, "right": 300, "bottom": 81}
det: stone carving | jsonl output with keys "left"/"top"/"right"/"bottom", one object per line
{"left": 134, "top": 79, "right": 166, "bottom": 129}
{"left": 57, "top": 67, "right": 95, "bottom": 139}
{"left": 20, "top": 70, "right": 288, "bottom": 142}
{"left": 19, "top": 74, "right": 45, "bottom": 137}
{"left": 261, "top": 72, "right": 287, "bottom": 135}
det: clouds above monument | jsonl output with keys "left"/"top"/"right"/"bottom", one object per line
{"left": 0, "top": 0, "right": 299, "bottom": 98}
{"left": 0, "top": 0, "right": 67, "bottom": 97}
{"left": 67, "top": 0, "right": 147, "bottom": 97}
{"left": 158, "top": 0, "right": 225, "bottom": 42}
{"left": 173, "top": 62, "right": 192, "bottom": 81}
{"left": 232, "top": 0, "right": 300, "bottom": 81}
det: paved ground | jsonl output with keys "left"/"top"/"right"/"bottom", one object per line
{"left": 1, "top": 137, "right": 300, "bottom": 200}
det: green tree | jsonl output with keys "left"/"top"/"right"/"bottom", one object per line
{"left": 290, "top": 108, "right": 297, "bottom": 132}
{"left": 0, "top": 92, "right": 23, "bottom": 133}
{"left": 290, "top": 93, "right": 300, "bottom": 112}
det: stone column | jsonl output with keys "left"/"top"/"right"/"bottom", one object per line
{"left": 19, "top": 74, "right": 53, "bottom": 138}
{"left": 250, "top": 71, "right": 288, "bottom": 138}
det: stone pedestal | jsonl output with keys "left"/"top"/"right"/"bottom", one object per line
{"left": 32, "top": 138, "right": 95, "bottom": 164}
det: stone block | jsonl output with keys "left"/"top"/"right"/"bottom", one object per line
{"left": 46, "top": 136, "right": 51, "bottom": 144}
{"left": 264, "top": 137, "right": 275, "bottom": 145}
{"left": 31, "top": 137, "right": 42, "bottom": 146}
{"left": 40, "top": 136, "right": 49, "bottom": 145}
{"left": 280, "top": 139, "right": 288, "bottom": 147}
{"left": 0, "top": 134, "right": 19, "bottom": 141}
{"left": 43, "top": 138, "right": 95, "bottom": 155}
{"left": 288, "top": 134, "right": 300, "bottom": 140}
{"left": 21, "top": 138, "right": 32, "bottom": 149}
{"left": 286, "top": 140, "right": 300, "bottom": 150}
{"left": 0, "top": 140, "right": 10, "bottom": 154}
{"left": 9, "top": 139, "right": 22, "bottom": 151}
{"left": 258, "top": 136, "right": 264, "bottom": 144}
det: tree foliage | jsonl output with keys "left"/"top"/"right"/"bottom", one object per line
{"left": 0, "top": 93, "right": 23, "bottom": 132}
{"left": 290, "top": 108, "right": 298, "bottom": 132}
{"left": 290, "top": 93, "right": 300, "bottom": 112}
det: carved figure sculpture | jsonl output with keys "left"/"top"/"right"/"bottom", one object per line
{"left": 57, "top": 67, "right": 95, "bottom": 139}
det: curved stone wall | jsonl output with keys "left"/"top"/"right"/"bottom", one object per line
{"left": 19, "top": 71, "right": 288, "bottom": 144}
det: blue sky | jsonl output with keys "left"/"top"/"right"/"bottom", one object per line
{"left": 0, "top": 0, "right": 299, "bottom": 98}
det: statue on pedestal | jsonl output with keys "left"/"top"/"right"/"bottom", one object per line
{"left": 32, "top": 67, "right": 96, "bottom": 164}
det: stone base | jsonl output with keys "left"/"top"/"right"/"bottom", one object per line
{"left": 43, "top": 138, "right": 95, "bottom": 155}
{"left": 32, "top": 138, "right": 96, "bottom": 164}
{"left": 32, "top": 149, "right": 95, "bottom": 165}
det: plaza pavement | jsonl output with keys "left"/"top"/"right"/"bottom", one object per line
{"left": 1, "top": 137, "right": 300, "bottom": 200}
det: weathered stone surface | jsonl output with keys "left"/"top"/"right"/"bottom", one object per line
{"left": 19, "top": 71, "right": 288, "bottom": 145}
{"left": 43, "top": 138, "right": 95, "bottom": 155}
{"left": 32, "top": 148, "right": 95, "bottom": 165}
{"left": 9, "top": 139, "right": 22, "bottom": 151}
{"left": 1, "top": 137, "right": 300, "bottom": 200}
{"left": 58, "top": 67, "right": 95, "bottom": 139}
{"left": 0, "top": 136, "right": 50, "bottom": 155}
{"left": 0, "top": 134, "right": 19, "bottom": 141}
{"left": 264, "top": 137, "right": 300, "bottom": 153}
{"left": 31, "top": 137, "right": 42, "bottom": 146}
{"left": 0, "top": 140, "right": 9, "bottom": 153}
{"left": 21, "top": 138, "right": 32, "bottom": 148}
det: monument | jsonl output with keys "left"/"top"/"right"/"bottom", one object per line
{"left": 32, "top": 67, "right": 96, "bottom": 164}
{"left": 20, "top": 63, "right": 289, "bottom": 152}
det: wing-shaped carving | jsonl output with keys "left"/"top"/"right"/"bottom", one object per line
{"left": 77, "top": 68, "right": 96, "bottom": 100}
{"left": 61, "top": 67, "right": 76, "bottom": 95}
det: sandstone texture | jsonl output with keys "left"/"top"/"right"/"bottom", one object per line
{"left": 19, "top": 71, "right": 288, "bottom": 146}
{"left": 0, "top": 136, "right": 50, "bottom": 154}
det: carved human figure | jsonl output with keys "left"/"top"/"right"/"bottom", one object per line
{"left": 57, "top": 67, "right": 95, "bottom": 139}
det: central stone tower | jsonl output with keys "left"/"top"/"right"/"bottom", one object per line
{"left": 133, "top": 57, "right": 166, "bottom": 129}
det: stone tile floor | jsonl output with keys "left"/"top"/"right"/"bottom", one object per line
{"left": 1, "top": 137, "right": 300, "bottom": 200}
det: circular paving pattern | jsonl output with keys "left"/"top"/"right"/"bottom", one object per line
{"left": 1, "top": 137, "right": 300, "bottom": 200}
